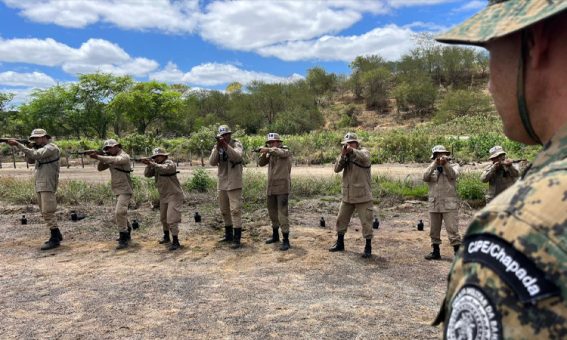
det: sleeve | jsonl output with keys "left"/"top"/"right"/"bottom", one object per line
{"left": 144, "top": 165, "right": 155, "bottom": 177}
{"left": 258, "top": 153, "right": 269, "bottom": 167}
{"left": 97, "top": 162, "right": 109, "bottom": 171}
{"left": 480, "top": 164, "right": 498, "bottom": 182}
{"left": 152, "top": 160, "right": 177, "bottom": 174}
{"left": 269, "top": 147, "right": 290, "bottom": 158}
{"left": 444, "top": 163, "right": 459, "bottom": 180}
{"left": 351, "top": 148, "right": 371, "bottom": 166}
{"left": 208, "top": 147, "right": 219, "bottom": 166}
{"left": 16, "top": 143, "right": 58, "bottom": 161}
{"left": 225, "top": 141, "right": 243, "bottom": 162}
{"left": 505, "top": 163, "right": 520, "bottom": 179}
{"left": 97, "top": 153, "right": 130, "bottom": 166}
{"left": 334, "top": 154, "right": 347, "bottom": 173}
{"left": 423, "top": 161, "right": 437, "bottom": 182}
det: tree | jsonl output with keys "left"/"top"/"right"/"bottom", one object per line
{"left": 436, "top": 88, "right": 494, "bottom": 122}
{"left": 393, "top": 76, "right": 437, "bottom": 115}
{"left": 110, "top": 81, "right": 182, "bottom": 135}
{"left": 361, "top": 67, "right": 392, "bottom": 111}
{"left": 226, "top": 82, "right": 243, "bottom": 94}
{"left": 349, "top": 55, "right": 388, "bottom": 100}
{"left": 306, "top": 67, "right": 337, "bottom": 96}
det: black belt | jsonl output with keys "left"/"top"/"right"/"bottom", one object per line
{"left": 230, "top": 161, "right": 242, "bottom": 168}
{"left": 38, "top": 157, "right": 60, "bottom": 167}
{"left": 114, "top": 168, "right": 133, "bottom": 174}
{"left": 159, "top": 171, "right": 180, "bottom": 177}
{"left": 352, "top": 161, "right": 371, "bottom": 169}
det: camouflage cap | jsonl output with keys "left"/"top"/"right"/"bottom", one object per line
{"left": 102, "top": 139, "right": 121, "bottom": 150}
{"left": 28, "top": 128, "right": 51, "bottom": 140}
{"left": 436, "top": 0, "right": 567, "bottom": 45}
{"left": 217, "top": 125, "right": 232, "bottom": 136}
{"left": 266, "top": 132, "right": 282, "bottom": 143}
{"left": 431, "top": 145, "right": 450, "bottom": 160}
{"left": 341, "top": 132, "right": 359, "bottom": 145}
{"left": 489, "top": 145, "right": 507, "bottom": 159}
{"left": 151, "top": 147, "right": 169, "bottom": 158}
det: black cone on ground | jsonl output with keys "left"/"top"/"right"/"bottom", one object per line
{"left": 417, "top": 220, "right": 424, "bottom": 231}
{"left": 372, "top": 217, "right": 380, "bottom": 229}
{"left": 194, "top": 212, "right": 201, "bottom": 223}
{"left": 319, "top": 217, "right": 326, "bottom": 228}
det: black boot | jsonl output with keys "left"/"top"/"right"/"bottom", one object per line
{"left": 159, "top": 231, "right": 171, "bottom": 244}
{"left": 231, "top": 228, "right": 242, "bottom": 249}
{"left": 425, "top": 244, "right": 441, "bottom": 260}
{"left": 41, "top": 228, "right": 61, "bottom": 250}
{"left": 280, "top": 232, "right": 290, "bottom": 251}
{"left": 453, "top": 244, "right": 460, "bottom": 255}
{"left": 219, "top": 225, "right": 234, "bottom": 242}
{"left": 169, "top": 236, "right": 181, "bottom": 251}
{"left": 116, "top": 225, "right": 131, "bottom": 241}
{"left": 266, "top": 227, "right": 280, "bottom": 244}
{"left": 329, "top": 234, "right": 345, "bottom": 252}
{"left": 116, "top": 232, "right": 129, "bottom": 249}
{"left": 362, "top": 238, "right": 372, "bottom": 258}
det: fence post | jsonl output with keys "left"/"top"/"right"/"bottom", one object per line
{"left": 11, "top": 147, "right": 16, "bottom": 169}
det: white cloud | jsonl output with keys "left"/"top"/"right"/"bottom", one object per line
{"left": 0, "top": 87, "right": 36, "bottom": 106}
{"left": 0, "top": 71, "right": 56, "bottom": 87}
{"left": 455, "top": 0, "right": 486, "bottom": 12}
{"left": 2, "top": 0, "right": 199, "bottom": 33}
{"left": 387, "top": 0, "right": 455, "bottom": 7}
{"left": 150, "top": 62, "right": 303, "bottom": 87}
{"left": 256, "top": 25, "right": 416, "bottom": 62}
{"left": 404, "top": 21, "right": 448, "bottom": 32}
{"left": 0, "top": 38, "right": 158, "bottom": 76}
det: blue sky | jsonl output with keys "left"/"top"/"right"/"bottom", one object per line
{"left": 0, "top": 0, "right": 486, "bottom": 104}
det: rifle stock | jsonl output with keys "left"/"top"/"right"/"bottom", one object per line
{"left": 71, "top": 149, "right": 104, "bottom": 155}
{"left": 0, "top": 138, "right": 31, "bottom": 145}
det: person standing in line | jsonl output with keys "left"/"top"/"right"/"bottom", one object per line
{"left": 209, "top": 125, "right": 244, "bottom": 249}
{"left": 258, "top": 132, "right": 292, "bottom": 251}
{"left": 480, "top": 145, "right": 520, "bottom": 202}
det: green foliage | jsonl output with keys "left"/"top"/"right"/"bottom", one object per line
{"left": 186, "top": 168, "right": 216, "bottom": 193}
{"left": 436, "top": 88, "right": 493, "bottom": 123}
{"left": 373, "top": 176, "right": 428, "bottom": 200}
{"left": 361, "top": 67, "right": 391, "bottom": 111}
{"left": 457, "top": 171, "right": 488, "bottom": 200}
{"left": 306, "top": 67, "right": 337, "bottom": 96}
{"left": 393, "top": 77, "right": 437, "bottom": 115}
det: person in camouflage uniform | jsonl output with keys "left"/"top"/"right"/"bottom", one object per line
{"left": 7, "top": 129, "right": 62, "bottom": 250}
{"left": 88, "top": 139, "right": 133, "bottom": 249}
{"left": 143, "top": 148, "right": 184, "bottom": 251}
{"left": 433, "top": 1, "right": 567, "bottom": 338}
{"left": 209, "top": 125, "right": 244, "bottom": 249}
{"left": 480, "top": 145, "right": 520, "bottom": 202}
{"left": 423, "top": 145, "right": 461, "bottom": 260}
{"left": 329, "top": 132, "right": 375, "bottom": 258}
{"left": 258, "top": 132, "right": 292, "bottom": 251}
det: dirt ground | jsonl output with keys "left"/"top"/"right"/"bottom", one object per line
{"left": 0, "top": 187, "right": 477, "bottom": 339}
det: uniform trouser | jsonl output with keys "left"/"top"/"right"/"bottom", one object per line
{"left": 429, "top": 211, "right": 461, "bottom": 246}
{"left": 115, "top": 194, "right": 132, "bottom": 233}
{"left": 267, "top": 194, "right": 289, "bottom": 233}
{"left": 336, "top": 201, "right": 374, "bottom": 239}
{"left": 37, "top": 191, "right": 57, "bottom": 229}
{"left": 160, "top": 197, "right": 182, "bottom": 236}
{"left": 219, "top": 189, "right": 243, "bottom": 229}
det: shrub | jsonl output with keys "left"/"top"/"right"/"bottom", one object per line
{"left": 185, "top": 168, "right": 215, "bottom": 193}
{"left": 457, "top": 171, "right": 487, "bottom": 200}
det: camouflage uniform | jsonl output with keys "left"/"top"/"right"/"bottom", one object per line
{"left": 329, "top": 133, "right": 375, "bottom": 258}
{"left": 144, "top": 148, "right": 184, "bottom": 250}
{"left": 480, "top": 146, "right": 520, "bottom": 202}
{"left": 434, "top": 1, "right": 567, "bottom": 338}
{"left": 209, "top": 125, "right": 244, "bottom": 248}
{"left": 258, "top": 132, "right": 292, "bottom": 250}
{"left": 15, "top": 129, "right": 62, "bottom": 250}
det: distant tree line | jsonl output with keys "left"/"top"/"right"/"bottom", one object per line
{"left": 1, "top": 36, "right": 489, "bottom": 139}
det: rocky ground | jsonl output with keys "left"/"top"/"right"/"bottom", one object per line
{"left": 0, "top": 196, "right": 476, "bottom": 339}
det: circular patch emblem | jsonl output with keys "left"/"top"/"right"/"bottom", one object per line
{"left": 446, "top": 286, "right": 502, "bottom": 340}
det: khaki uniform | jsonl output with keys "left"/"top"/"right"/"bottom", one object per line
{"left": 258, "top": 146, "right": 292, "bottom": 233}
{"left": 144, "top": 160, "right": 184, "bottom": 236}
{"left": 209, "top": 139, "right": 243, "bottom": 229}
{"left": 97, "top": 150, "right": 133, "bottom": 232}
{"left": 423, "top": 161, "right": 461, "bottom": 246}
{"left": 480, "top": 161, "right": 520, "bottom": 202}
{"left": 17, "top": 142, "right": 60, "bottom": 229}
{"left": 334, "top": 147, "right": 374, "bottom": 239}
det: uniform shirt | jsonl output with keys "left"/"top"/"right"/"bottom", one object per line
{"left": 334, "top": 147, "right": 372, "bottom": 204}
{"left": 480, "top": 161, "right": 520, "bottom": 202}
{"left": 435, "top": 124, "right": 567, "bottom": 339}
{"left": 144, "top": 159, "right": 183, "bottom": 203}
{"left": 97, "top": 150, "right": 133, "bottom": 195}
{"left": 258, "top": 146, "right": 292, "bottom": 195}
{"left": 423, "top": 161, "right": 460, "bottom": 213}
{"left": 208, "top": 139, "right": 243, "bottom": 191}
{"left": 17, "top": 142, "right": 60, "bottom": 193}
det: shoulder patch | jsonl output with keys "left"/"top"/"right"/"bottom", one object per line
{"left": 463, "top": 233, "right": 560, "bottom": 303}
{"left": 446, "top": 285, "right": 501, "bottom": 340}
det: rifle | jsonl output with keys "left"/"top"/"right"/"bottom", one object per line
{"left": 71, "top": 149, "right": 105, "bottom": 156}
{"left": 132, "top": 157, "right": 151, "bottom": 162}
{"left": 0, "top": 138, "right": 32, "bottom": 145}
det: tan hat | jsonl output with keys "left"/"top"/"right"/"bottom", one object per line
{"left": 266, "top": 132, "right": 282, "bottom": 143}
{"left": 217, "top": 125, "right": 232, "bottom": 136}
{"left": 341, "top": 132, "right": 359, "bottom": 145}
{"left": 151, "top": 147, "right": 169, "bottom": 158}
{"left": 436, "top": 0, "right": 567, "bottom": 46}
{"left": 102, "top": 139, "right": 121, "bottom": 150}
{"left": 28, "top": 128, "right": 51, "bottom": 140}
{"left": 489, "top": 146, "right": 506, "bottom": 159}
{"left": 431, "top": 145, "right": 450, "bottom": 160}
